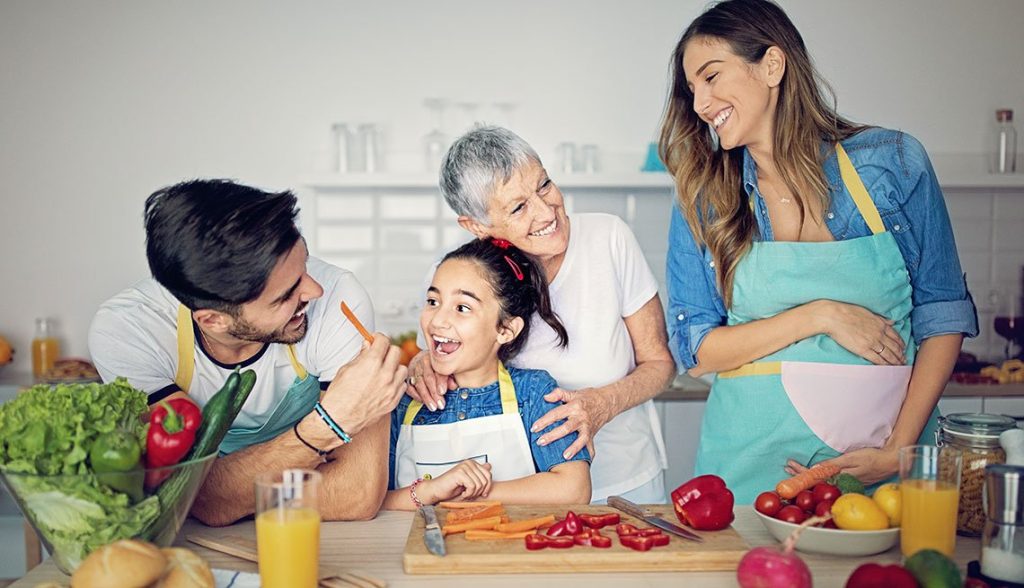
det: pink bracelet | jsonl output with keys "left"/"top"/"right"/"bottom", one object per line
{"left": 410, "top": 477, "right": 425, "bottom": 508}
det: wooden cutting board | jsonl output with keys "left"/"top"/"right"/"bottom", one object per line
{"left": 403, "top": 504, "right": 748, "bottom": 574}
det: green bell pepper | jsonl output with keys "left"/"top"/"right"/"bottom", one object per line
{"left": 89, "top": 429, "right": 144, "bottom": 503}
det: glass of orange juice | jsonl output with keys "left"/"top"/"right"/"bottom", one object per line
{"left": 255, "top": 469, "right": 321, "bottom": 588}
{"left": 899, "top": 444, "right": 962, "bottom": 558}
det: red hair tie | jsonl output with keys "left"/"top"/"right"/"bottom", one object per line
{"left": 491, "top": 238, "right": 511, "bottom": 249}
{"left": 488, "top": 238, "right": 523, "bottom": 280}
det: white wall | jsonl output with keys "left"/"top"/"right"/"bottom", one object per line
{"left": 1, "top": 0, "right": 1022, "bottom": 370}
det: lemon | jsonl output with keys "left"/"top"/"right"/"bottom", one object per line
{"left": 831, "top": 493, "right": 889, "bottom": 531}
{"left": 872, "top": 483, "right": 901, "bottom": 527}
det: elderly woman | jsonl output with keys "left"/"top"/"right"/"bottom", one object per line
{"left": 405, "top": 126, "right": 676, "bottom": 503}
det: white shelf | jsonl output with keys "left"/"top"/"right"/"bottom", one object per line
{"left": 301, "top": 172, "right": 675, "bottom": 190}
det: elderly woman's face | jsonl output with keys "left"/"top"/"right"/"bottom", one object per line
{"left": 475, "top": 159, "right": 570, "bottom": 261}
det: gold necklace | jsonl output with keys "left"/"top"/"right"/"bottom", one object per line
{"left": 759, "top": 180, "right": 791, "bottom": 204}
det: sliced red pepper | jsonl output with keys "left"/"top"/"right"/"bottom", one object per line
{"left": 563, "top": 511, "right": 582, "bottom": 535}
{"left": 547, "top": 536, "right": 574, "bottom": 549}
{"left": 648, "top": 533, "right": 670, "bottom": 547}
{"left": 546, "top": 520, "right": 569, "bottom": 537}
{"left": 573, "top": 530, "right": 594, "bottom": 546}
{"left": 637, "top": 527, "right": 663, "bottom": 537}
{"left": 579, "top": 512, "right": 620, "bottom": 529}
{"left": 145, "top": 398, "right": 202, "bottom": 488}
{"left": 620, "top": 534, "right": 654, "bottom": 552}
{"left": 615, "top": 523, "right": 639, "bottom": 536}
{"left": 590, "top": 533, "right": 612, "bottom": 548}
{"left": 525, "top": 534, "right": 549, "bottom": 550}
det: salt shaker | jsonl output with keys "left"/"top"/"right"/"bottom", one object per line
{"left": 981, "top": 464, "right": 1024, "bottom": 583}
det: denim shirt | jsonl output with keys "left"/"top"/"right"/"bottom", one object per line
{"left": 387, "top": 366, "right": 591, "bottom": 489}
{"left": 667, "top": 127, "right": 979, "bottom": 370}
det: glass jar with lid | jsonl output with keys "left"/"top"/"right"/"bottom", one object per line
{"left": 936, "top": 413, "right": 1018, "bottom": 535}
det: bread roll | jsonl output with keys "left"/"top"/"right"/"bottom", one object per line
{"left": 70, "top": 539, "right": 166, "bottom": 588}
{"left": 155, "top": 547, "right": 215, "bottom": 588}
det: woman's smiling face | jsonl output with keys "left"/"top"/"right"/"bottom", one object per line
{"left": 683, "top": 35, "right": 780, "bottom": 152}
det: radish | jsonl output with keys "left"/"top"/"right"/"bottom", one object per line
{"left": 736, "top": 514, "right": 829, "bottom": 588}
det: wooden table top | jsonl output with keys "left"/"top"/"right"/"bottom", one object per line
{"left": 11, "top": 507, "right": 983, "bottom": 587}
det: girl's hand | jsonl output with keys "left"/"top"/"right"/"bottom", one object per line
{"left": 818, "top": 301, "right": 906, "bottom": 365}
{"left": 419, "top": 460, "right": 493, "bottom": 504}
{"left": 784, "top": 446, "right": 899, "bottom": 487}
{"left": 531, "top": 388, "right": 610, "bottom": 460}
{"left": 405, "top": 350, "right": 457, "bottom": 412}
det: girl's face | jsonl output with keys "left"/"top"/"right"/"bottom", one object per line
{"left": 682, "top": 36, "right": 782, "bottom": 152}
{"left": 458, "top": 159, "right": 570, "bottom": 265}
{"left": 420, "top": 259, "right": 521, "bottom": 388}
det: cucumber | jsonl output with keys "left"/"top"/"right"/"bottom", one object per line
{"left": 141, "top": 368, "right": 257, "bottom": 542}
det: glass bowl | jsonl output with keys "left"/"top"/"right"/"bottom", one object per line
{"left": 0, "top": 453, "right": 217, "bottom": 574}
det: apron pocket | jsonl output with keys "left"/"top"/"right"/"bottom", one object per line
{"left": 780, "top": 361, "right": 911, "bottom": 453}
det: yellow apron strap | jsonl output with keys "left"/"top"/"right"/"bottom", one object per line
{"left": 835, "top": 143, "right": 885, "bottom": 235}
{"left": 175, "top": 305, "right": 195, "bottom": 392}
{"left": 403, "top": 362, "right": 519, "bottom": 426}
{"left": 718, "top": 361, "right": 782, "bottom": 379}
{"left": 285, "top": 345, "right": 308, "bottom": 380}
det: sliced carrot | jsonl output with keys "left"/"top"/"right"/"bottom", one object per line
{"left": 464, "top": 529, "right": 535, "bottom": 541}
{"left": 445, "top": 504, "right": 506, "bottom": 525}
{"left": 441, "top": 515, "right": 504, "bottom": 536}
{"left": 437, "top": 500, "right": 502, "bottom": 509}
{"left": 776, "top": 463, "right": 842, "bottom": 499}
{"left": 494, "top": 515, "right": 556, "bottom": 534}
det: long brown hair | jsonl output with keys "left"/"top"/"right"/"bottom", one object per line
{"left": 658, "top": 0, "right": 864, "bottom": 306}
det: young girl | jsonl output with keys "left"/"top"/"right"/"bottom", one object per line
{"left": 383, "top": 238, "right": 592, "bottom": 510}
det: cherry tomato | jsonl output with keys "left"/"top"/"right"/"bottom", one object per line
{"left": 754, "top": 491, "right": 783, "bottom": 516}
{"left": 812, "top": 482, "right": 840, "bottom": 504}
{"left": 794, "top": 490, "right": 815, "bottom": 512}
{"left": 814, "top": 498, "right": 835, "bottom": 518}
{"left": 777, "top": 504, "right": 807, "bottom": 524}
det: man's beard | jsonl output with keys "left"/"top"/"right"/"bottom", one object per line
{"left": 228, "top": 312, "right": 309, "bottom": 345}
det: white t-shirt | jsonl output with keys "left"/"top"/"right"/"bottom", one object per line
{"left": 88, "top": 257, "right": 374, "bottom": 429}
{"left": 507, "top": 213, "right": 668, "bottom": 501}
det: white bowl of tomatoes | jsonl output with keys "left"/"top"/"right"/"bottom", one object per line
{"left": 753, "top": 484, "right": 899, "bottom": 557}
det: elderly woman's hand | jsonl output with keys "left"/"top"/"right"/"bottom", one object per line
{"left": 404, "top": 350, "right": 456, "bottom": 411}
{"left": 530, "top": 388, "right": 612, "bottom": 460}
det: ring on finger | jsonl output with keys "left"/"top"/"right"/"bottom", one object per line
{"left": 405, "top": 375, "right": 418, "bottom": 386}
{"left": 874, "top": 345, "right": 885, "bottom": 354}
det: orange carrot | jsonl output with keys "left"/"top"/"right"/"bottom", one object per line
{"left": 776, "top": 463, "right": 842, "bottom": 499}
{"left": 441, "top": 515, "right": 504, "bottom": 536}
{"left": 340, "top": 301, "right": 373, "bottom": 343}
{"left": 445, "top": 504, "right": 506, "bottom": 525}
{"left": 494, "top": 515, "right": 556, "bottom": 534}
{"left": 464, "top": 529, "right": 534, "bottom": 541}
{"left": 437, "top": 500, "right": 502, "bottom": 510}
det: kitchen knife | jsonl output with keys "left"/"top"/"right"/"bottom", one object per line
{"left": 607, "top": 495, "right": 704, "bottom": 542}
{"left": 419, "top": 505, "right": 447, "bottom": 556}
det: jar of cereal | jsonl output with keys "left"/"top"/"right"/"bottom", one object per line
{"left": 936, "top": 413, "right": 1018, "bottom": 535}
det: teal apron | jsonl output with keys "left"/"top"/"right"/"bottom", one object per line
{"left": 175, "top": 305, "right": 321, "bottom": 455}
{"left": 694, "top": 145, "right": 940, "bottom": 504}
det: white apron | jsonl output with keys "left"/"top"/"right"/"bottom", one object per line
{"left": 394, "top": 363, "right": 536, "bottom": 487}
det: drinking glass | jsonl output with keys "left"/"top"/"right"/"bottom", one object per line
{"left": 993, "top": 285, "right": 1023, "bottom": 360}
{"left": 423, "top": 98, "right": 449, "bottom": 172}
{"left": 899, "top": 445, "right": 962, "bottom": 558}
{"left": 256, "top": 469, "right": 321, "bottom": 588}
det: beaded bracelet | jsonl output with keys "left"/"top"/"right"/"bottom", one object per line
{"left": 293, "top": 422, "right": 330, "bottom": 462}
{"left": 313, "top": 401, "right": 353, "bottom": 444}
{"left": 410, "top": 477, "right": 425, "bottom": 508}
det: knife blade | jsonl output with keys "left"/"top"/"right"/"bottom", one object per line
{"left": 607, "top": 495, "right": 704, "bottom": 542}
{"left": 419, "top": 505, "right": 447, "bottom": 556}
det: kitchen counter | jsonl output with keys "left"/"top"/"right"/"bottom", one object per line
{"left": 10, "top": 507, "right": 982, "bottom": 587}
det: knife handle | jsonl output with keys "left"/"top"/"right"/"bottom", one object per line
{"left": 607, "top": 495, "right": 645, "bottom": 518}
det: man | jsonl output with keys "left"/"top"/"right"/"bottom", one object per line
{"left": 89, "top": 179, "right": 407, "bottom": 525}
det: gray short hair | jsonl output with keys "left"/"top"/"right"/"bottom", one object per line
{"left": 438, "top": 126, "right": 541, "bottom": 224}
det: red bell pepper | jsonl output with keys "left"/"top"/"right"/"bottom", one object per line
{"left": 671, "top": 474, "right": 735, "bottom": 531}
{"left": 615, "top": 523, "right": 639, "bottom": 536}
{"left": 620, "top": 534, "right": 655, "bottom": 552}
{"left": 579, "top": 512, "right": 620, "bottom": 529}
{"left": 525, "top": 533, "right": 575, "bottom": 550}
{"left": 563, "top": 511, "right": 582, "bottom": 535}
{"left": 547, "top": 536, "right": 574, "bottom": 549}
{"left": 145, "top": 398, "right": 202, "bottom": 488}
{"left": 525, "top": 534, "right": 549, "bottom": 550}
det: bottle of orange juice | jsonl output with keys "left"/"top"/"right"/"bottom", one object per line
{"left": 32, "top": 317, "right": 60, "bottom": 379}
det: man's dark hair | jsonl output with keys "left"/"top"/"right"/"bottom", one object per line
{"left": 144, "top": 179, "right": 302, "bottom": 314}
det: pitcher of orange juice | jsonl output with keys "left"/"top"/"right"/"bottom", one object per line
{"left": 255, "top": 469, "right": 321, "bottom": 588}
{"left": 899, "top": 445, "right": 962, "bottom": 558}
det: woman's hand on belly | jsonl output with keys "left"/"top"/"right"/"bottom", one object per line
{"left": 785, "top": 445, "right": 898, "bottom": 486}
{"left": 532, "top": 387, "right": 609, "bottom": 460}
{"left": 819, "top": 301, "right": 906, "bottom": 365}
